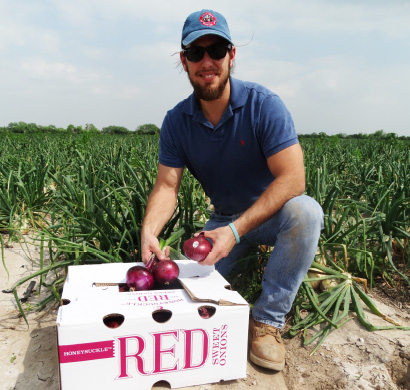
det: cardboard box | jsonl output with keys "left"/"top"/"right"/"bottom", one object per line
{"left": 57, "top": 261, "right": 249, "bottom": 390}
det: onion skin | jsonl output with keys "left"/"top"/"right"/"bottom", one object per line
{"left": 307, "top": 270, "right": 322, "bottom": 290}
{"left": 320, "top": 278, "right": 340, "bottom": 291}
{"left": 126, "top": 266, "right": 155, "bottom": 291}
{"left": 198, "top": 307, "right": 210, "bottom": 319}
{"left": 183, "top": 233, "right": 212, "bottom": 262}
{"left": 152, "top": 260, "right": 180, "bottom": 285}
{"left": 145, "top": 254, "right": 158, "bottom": 271}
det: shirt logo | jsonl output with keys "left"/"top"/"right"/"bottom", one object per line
{"left": 200, "top": 12, "right": 217, "bottom": 27}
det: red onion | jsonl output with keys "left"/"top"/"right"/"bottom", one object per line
{"left": 183, "top": 232, "right": 212, "bottom": 262}
{"left": 152, "top": 260, "right": 180, "bottom": 285}
{"left": 126, "top": 265, "right": 154, "bottom": 291}
{"left": 197, "top": 306, "right": 216, "bottom": 319}
{"left": 198, "top": 307, "right": 210, "bottom": 319}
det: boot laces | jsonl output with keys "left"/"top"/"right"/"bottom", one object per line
{"left": 255, "top": 323, "right": 282, "bottom": 343}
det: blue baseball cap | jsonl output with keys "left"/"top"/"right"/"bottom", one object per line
{"left": 181, "top": 10, "right": 233, "bottom": 48}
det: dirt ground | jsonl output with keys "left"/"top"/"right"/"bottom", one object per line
{"left": 1, "top": 241, "right": 409, "bottom": 390}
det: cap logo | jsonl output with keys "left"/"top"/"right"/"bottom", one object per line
{"left": 199, "top": 12, "right": 217, "bottom": 27}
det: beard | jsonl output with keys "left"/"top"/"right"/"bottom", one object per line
{"left": 187, "top": 67, "right": 231, "bottom": 101}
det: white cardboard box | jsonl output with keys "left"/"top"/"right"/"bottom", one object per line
{"left": 57, "top": 261, "right": 249, "bottom": 390}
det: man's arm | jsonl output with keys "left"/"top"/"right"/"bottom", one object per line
{"left": 141, "top": 163, "right": 184, "bottom": 263}
{"left": 200, "top": 143, "right": 305, "bottom": 265}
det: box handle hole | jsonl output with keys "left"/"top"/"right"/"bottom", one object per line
{"left": 152, "top": 309, "right": 172, "bottom": 323}
{"left": 152, "top": 380, "right": 171, "bottom": 388}
{"left": 118, "top": 283, "right": 129, "bottom": 292}
{"left": 103, "top": 313, "right": 125, "bottom": 328}
{"left": 198, "top": 305, "right": 216, "bottom": 319}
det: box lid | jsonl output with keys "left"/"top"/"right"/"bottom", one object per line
{"left": 60, "top": 261, "right": 248, "bottom": 308}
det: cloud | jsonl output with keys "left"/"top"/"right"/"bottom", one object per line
{"left": 20, "top": 60, "right": 78, "bottom": 80}
{"left": 125, "top": 42, "right": 179, "bottom": 65}
{"left": 0, "top": 1, "right": 409, "bottom": 135}
{"left": 234, "top": 0, "right": 410, "bottom": 38}
{"left": 234, "top": 50, "right": 410, "bottom": 134}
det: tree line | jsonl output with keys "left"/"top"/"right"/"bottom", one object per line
{"left": 298, "top": 129, "right": 409, "bottom": 141}
{"left": 0, "top": 122, "right": 160, "bottom": 135}
{"left": 0, "top": 122, "right": 408, "bottom": 140}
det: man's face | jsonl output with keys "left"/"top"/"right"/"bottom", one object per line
{"left": 180, "top": 35, "right": 235, "bottom": 101}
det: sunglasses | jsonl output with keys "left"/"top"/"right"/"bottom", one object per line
{"left": 183, "top": 43, "right": 232, "bottom": 62}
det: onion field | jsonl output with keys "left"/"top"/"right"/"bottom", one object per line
{"left": 1, "top": 132, "right": 409, "bottom": 344}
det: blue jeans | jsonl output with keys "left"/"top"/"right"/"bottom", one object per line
{"left": 204, "top": 195, "right": 324, "bottom": 329}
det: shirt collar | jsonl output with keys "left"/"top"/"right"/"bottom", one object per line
{"left": 229, "top": 77, "right": 248, "bottom": 110}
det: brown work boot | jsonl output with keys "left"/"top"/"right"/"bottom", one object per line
{"left": 249, "top": 317, "right": 286, "bottom": 371}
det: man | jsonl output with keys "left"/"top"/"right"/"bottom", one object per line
{"left": 141, "top": 9, "right": 323, "bottom": 371}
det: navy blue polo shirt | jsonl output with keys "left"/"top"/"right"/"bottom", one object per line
{"left": 159, "top": 77, "right": 298, "bottom": 215}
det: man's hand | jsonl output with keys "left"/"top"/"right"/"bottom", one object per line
{"left": 196, "top": 225, "right": 237, "bottom": 266}
{"left": 141, "top": 233, "right": 170, "bottom": 264}
{"left": 140, "top": 164, "right": 183, "bottom": 264}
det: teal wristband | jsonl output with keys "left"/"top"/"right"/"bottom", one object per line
{"left": 229, "top": 223, "right": 240, "bottom": 244}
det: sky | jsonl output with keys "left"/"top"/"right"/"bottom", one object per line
{"left": 1, "top": 0, "right": 409, "bottom": 136}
